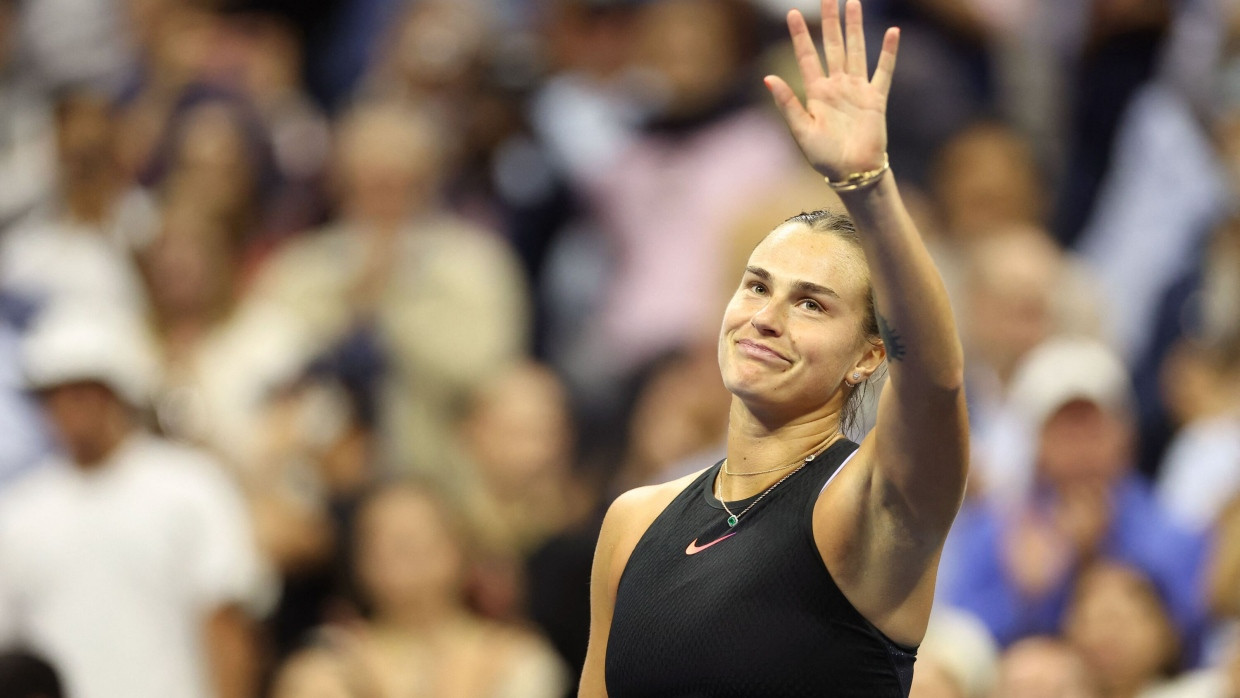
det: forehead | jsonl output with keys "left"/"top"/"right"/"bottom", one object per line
{"left": 363, "top": 490, "right": 440, "bottom": 532}
{"left": 747, "top": 224, "right": 869, "bottom": 299}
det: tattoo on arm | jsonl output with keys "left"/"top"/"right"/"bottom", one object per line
{"left": 877, "top": 311, "right": 906, "bottom": 362}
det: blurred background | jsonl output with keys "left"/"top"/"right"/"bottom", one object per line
{"left": 0, "top": 0, "right": 1238, "bottom": 696}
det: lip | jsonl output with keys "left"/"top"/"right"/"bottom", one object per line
{"left": 736, "top": 339, "right": 791, "bottom": 364}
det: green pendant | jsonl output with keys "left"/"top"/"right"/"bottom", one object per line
{"left": 727, "top": 515, "right": 738, "bottom": 527}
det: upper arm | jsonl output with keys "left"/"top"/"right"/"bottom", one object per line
{"left": 579, "top": 481, "right": 673, "bottom": 698}
{"left": 579, "top": 472, "right": 703, "bottom": 696}
{"left": 579, "top": 494, "right": 634, "bottom": 698}
{"left": 186, "top": 463, "right": 271, "bottom": 613}
{"left": 204, "top": 604, "right": 260, "bottom": 698}
{"left": 866, "top": 363, "right": 969, "bottom": 540}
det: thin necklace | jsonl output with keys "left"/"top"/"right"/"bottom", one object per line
{"left": 714, "top": 438, "right": 834, "bottom": 527}
{"left": 722, "top": 458, "right": 801, "bottom": 477}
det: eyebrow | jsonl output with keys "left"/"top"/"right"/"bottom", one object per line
{"left": 745, "top": 266, "right": 841, "bottom": 300}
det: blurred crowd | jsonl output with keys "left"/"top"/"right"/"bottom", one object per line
{"left": 0, "top": 0, "right": 1239, "bottom": 696}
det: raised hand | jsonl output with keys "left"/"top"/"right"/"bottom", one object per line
{"left": 764, "top": 0, "right": 899, "bottom": 183}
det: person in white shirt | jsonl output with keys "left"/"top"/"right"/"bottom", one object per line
{"left": 0, "top": 86, "right": 157, "bottom": 316}
{"left": 0, "top": 303, "right": 269, "bottom": 698}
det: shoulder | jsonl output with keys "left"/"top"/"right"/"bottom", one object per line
{"left": 256, "top": 225, "right": 353, "bottom": 280}
{"left": 413, "top": 216, "right": 520, "bottom": 266}
{"left": 476, "top": 617, "right": 563, "bottom": 665}
{"left": 0, "top": 462, "right": 71, "bottom": 525}
{"left": 596, "top": 469, "right": 708, "bottom": 579}
{"left": 469, "top": 619, "right": 571, "bottom": 695}
{"left": 602, "top": 470, "right": 705, "bottom": 540}
{"left": 125, "top": 436, "right": 239, "bottom": 500}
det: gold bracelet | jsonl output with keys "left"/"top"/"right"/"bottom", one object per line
{"left": 825, "top": 154, "right": 890, "bottom": 192}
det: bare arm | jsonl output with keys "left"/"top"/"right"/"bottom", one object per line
{"left": 766, "top": 0, "right": 967, "bottom": 536}
{"left": 205, "top": 604, "right": 261, "bottom": 698}
{"left": 579, "top": 492, "right": 634, "bottom": 697}
{"left": 580, "top": 488, "right": 649, "bottom": 694}
{"left": 579, "top": 474, "right": 701, "bottom": 697}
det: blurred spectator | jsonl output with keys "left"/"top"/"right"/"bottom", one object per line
{"left": 1062, "top": 561, "right": 1183, "bottom": 698}
{"left": 247, "top": 99, "right": 530, "bottom": 477}
{"left": 991, "top": 636, "right": 1098, "bottom": 698}
{"left": 305, "top": 482, "right": 569, "bottom": 697}
{"left": 867, "top": 0, "right": 999, "bottom": 187}
{"left": 251, "top": 375, "right": 376, "bottom": 663}
{"left": 1187, "top": 499, "right": 1240, "bottom": 697}
{"left": 1155, "top": 338, "right": 1240, "bottom": 534}
{"left": 139, "top": 195, "right": 312, "bottom": 471}
{"left": 1139, "top": 635, "right": 1240, "bottom": 698}
{"left": 139, "top": 80, "right": 326, "bottom": 255}
{"left": 150, "top": 95, "right": 277, "bottom": 246}
{"left": 1053, "top": 0, "right": 1173, "bottom": 247}
{"left": 958, "top": 225, "right": 1103, "bottom": 506}
{"left": 116, "top": 0, "right": 220, "bottom": 178}
{"left": 452, "top": 361, "right": 597, "bottom": 640}
{"left": 912, "top": 607, "right": 1000, "bottom": 698}
{"left": 457, "top": 361, "right": 592, "bottom": 558}
{"left": 0, "top": 86, "right": 156, "bottom": 315}
{"left": 138, "top": 196, "right": 342, "bottom": 666}
{"left": 0, "top": 303, "right": 270, "bottom": 698}
{"left": 0, "top": 649, "right": 63, "bottom": 698}
{"left": 943, "top": 338, "right": 1207, "bottom": 649}
{"left": 568, "top": 0, "right": 800, "bottom": 390}
{"left": 1074, "top": 81, "right": 1228, "bottom": 362}
{"left": 1209, "top": 494, "right": 1240, "bottom": 623}
{"left": 1121, "top": 30, "right": 1240, "bottom": 473}
{"left": 267, "top": 645, "right": 356, "bottom": 698}
{"left": 615, "top": 347, "right": 729, "bottom": 491}
{"left": 529, "top": 0, "right": 643, "bottom": 191}
{"left": 16, "top": 0, "right": 133, "bottom": 90}
{"left": 363, "top": 0, "right": 491, "bottom": 116}
{"left": 365, "top": 0, "right": 577, "bottom": 361}
{"left": 929, "top": 122, "right": 1045, "bottom": 243}
{"left": 911, "top": 659, "right": 967, "bottom": 698}
{"left": 209, "top": 12, "right": 331, "bottom": 243}
{"left": 0, "top": 294, "right": 48, "bottom": 489}
{"left": 0, "top": 0, "right": 54, "bottom": 230}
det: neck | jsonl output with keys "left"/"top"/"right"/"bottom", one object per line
{"left": 378, "top": 594, "right": 460, "bottom": 632}
{"left": 721, "top": 397, "right": 841, "bottom": 498}
{"left": 73, "top": 422, "right": 133, "bottom": 470}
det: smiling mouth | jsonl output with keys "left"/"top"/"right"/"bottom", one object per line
{"left": 736, "top": 339, "right": 790, "bottom": 363}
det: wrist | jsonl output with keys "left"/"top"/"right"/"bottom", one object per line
{"left": 823, "top": 154, "right": 890, "bottom": 193}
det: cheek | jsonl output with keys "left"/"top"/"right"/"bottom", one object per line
{"left": 792, "top": 326, "right": 855, "bottom": 372}
{"left": 719, "top": 294, "right": 750, "bottom": 331}
{"left": 717, "top": 300, "right": 748, "bottom": 357}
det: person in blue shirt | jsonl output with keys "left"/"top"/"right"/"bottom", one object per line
{"left": 942, "top": 338, "right": 1208, "bottom": 656}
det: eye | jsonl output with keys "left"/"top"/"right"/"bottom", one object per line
{"left": 800, "top": 299, "right": 823, "bottom": 312}
{"left": 749, "top": 282, "right": 767, "bottom": 295}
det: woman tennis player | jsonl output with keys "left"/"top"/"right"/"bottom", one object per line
{"left": 579, "top": 1, "right": 968, "bottom": 695}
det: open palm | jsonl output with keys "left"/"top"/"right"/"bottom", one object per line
{"left": 765, "top": 0, "right": 899, "bottom": 182}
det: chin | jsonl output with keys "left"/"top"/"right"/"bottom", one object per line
{"left": 721, "top": 368, "right": 778, "bottom": 407}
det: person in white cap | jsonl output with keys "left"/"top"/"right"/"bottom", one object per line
{"left": 0, "top": 302, "right": 270, "bottom": 698}
{"left": 940, "top": 337, "right": 1208, "bottom": 654}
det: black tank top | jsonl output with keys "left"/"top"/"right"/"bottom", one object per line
{"left": 605, "top": 439, "right": 916, "bottom": 697}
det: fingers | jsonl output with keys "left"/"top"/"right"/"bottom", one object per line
{"left": 820, "top": 0, "right": 845, "bottom": 75}
{"left": 871, "top": 27, "right": 900, "bottom": 99}
{"left": 763, "top": 75, "right": 810, "bottom": 133}
{"left": 844, "top": 0, "right": 866, "bottom": 77}
{"left": 787, "top": 10, "right": 826, "bottom": 85}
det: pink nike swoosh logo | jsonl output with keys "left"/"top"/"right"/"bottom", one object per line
{"left": 685, "top": 532, "right": 737, "bottom": 555}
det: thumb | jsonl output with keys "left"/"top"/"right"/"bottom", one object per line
{"left": 764, "top": 75, "right": 811, "bottom": 134}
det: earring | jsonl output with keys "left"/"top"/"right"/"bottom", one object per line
{"left": 852, "top": 372, "right": 861, "bottom": 381}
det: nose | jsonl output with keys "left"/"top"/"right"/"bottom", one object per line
{"left": 750, "top": 300, "right": 784, "bottom": 336}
